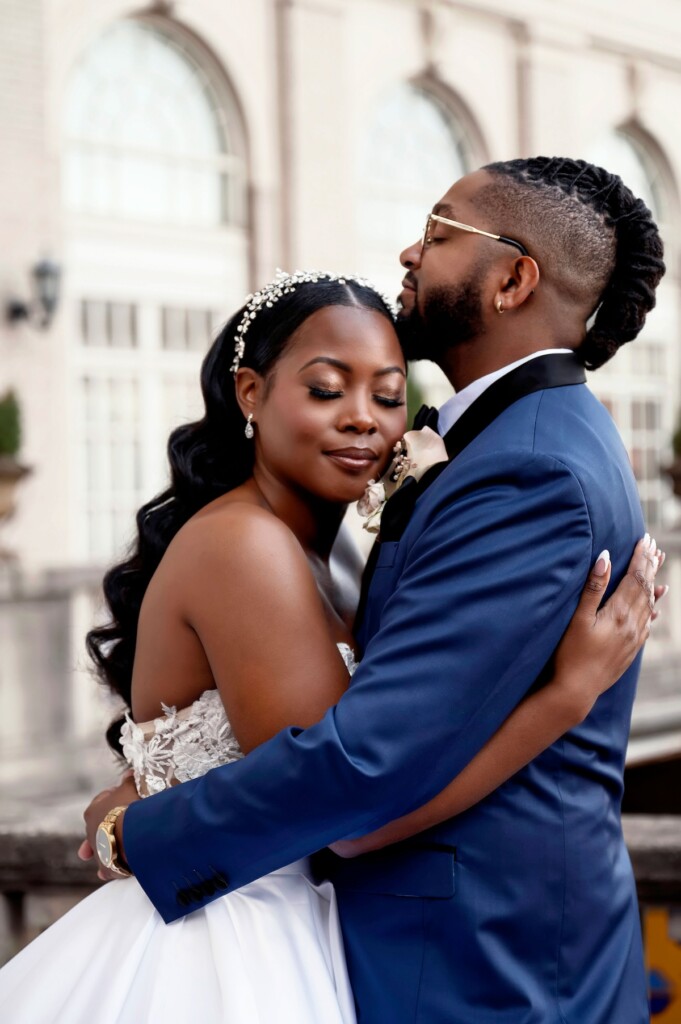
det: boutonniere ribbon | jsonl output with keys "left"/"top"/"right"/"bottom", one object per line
{"left": 357, "top": 426, "right": 448, "bottom": 534}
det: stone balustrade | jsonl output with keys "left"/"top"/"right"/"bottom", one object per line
{"left": 0, "top": 816, "right": 678, "bottom": 968}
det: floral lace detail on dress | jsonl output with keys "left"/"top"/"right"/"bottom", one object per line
{"left": 336, "top": 642, "right": 358, "bottom": 677}
{"left": 121, "top": 690, "right": 244, "bottom": 798}
{"left": 121, "top": 643, "right": 357, "bottom": 797}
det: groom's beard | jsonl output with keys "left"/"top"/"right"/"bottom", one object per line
{"left": 396, "top": 277, "right": 486, "bottom": 363}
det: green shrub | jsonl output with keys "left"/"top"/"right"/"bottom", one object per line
{"left": 0, "top": 390, "right": 21, "bottom": 457}
{"left": 406, "top": 372, "right": 427, "bottom": 428}
{"left": 673, "top": 415, "right": 681, "bottom": 459}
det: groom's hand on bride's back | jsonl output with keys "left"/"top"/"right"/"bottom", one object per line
{"left": 552, "top": 534, "right": 666, "bottom": 716}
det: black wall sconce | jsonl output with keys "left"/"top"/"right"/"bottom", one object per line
{"left": 7, "top": 259, "right": 62, "bottom": 330}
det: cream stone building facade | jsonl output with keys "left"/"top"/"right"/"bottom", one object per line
{"left": 1, "top": 0, "right": 681, "bottom": 817}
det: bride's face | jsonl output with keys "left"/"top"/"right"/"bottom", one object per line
{"left": 253, "top": 305, "right": 408, "bottom": 504}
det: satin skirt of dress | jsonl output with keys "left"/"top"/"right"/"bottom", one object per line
{"left": 0, "top": 858, "right": 357, "bottom": 1024}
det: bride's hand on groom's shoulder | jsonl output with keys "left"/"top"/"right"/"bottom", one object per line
{"left": 553, "top": 534, "right": 667, "bottom": 717}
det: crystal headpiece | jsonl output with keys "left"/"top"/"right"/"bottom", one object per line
{"left": 231, "top": 269, "right": 396, "bottom": 375}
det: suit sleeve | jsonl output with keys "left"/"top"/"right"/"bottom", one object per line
{"left": 123, "top": 451, "right": 593, "bottom": 922}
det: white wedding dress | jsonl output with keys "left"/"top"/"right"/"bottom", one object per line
{"left": 0, "top": 645, "right": 358, "bottom": 1024}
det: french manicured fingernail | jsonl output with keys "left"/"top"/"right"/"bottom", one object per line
{"left": 643, "top": 532, "right": 650, "bottom": 546}
{"left": 661, "top": 585, "right": 670, "bottom": 598}
{"left": 650, "top": 537, "right": 657, "bottom": 554}
{"left": 594, "top": 550, "right": 610, "bottom": 575}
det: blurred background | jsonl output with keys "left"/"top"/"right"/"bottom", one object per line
{"left": 1, "top": 0, "right": 680, "bottom": 1010}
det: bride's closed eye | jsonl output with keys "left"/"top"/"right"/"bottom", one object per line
{"left": 373, "top": 393, "right": 405, "bottom": 408}
{"left": 308, "top": 386, "right": 405, "bottom": 408}
{"left": 308, "top": 385, "right": 343, "bottom": 400}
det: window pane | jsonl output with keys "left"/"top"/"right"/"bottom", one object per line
{"left": 110, "top": 303, "right": 137, "bottom": 348}
{"left": 63, "top": 21, "right": 243, "bottom": 226}
{"left": 187, "top": 309, "right": 211, "bottom": 351}
{"left": 79, "top": 374, "right": 142, "bottom": 560}
{"left": 162, "top": 308, "right": 187, "bottom": 351}
{"left": 358, "top": 84, "right": 473, "bottom": 284}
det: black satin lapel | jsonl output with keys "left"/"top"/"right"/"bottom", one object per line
{"left": 380, "top": 353, "right": 585, "bottom": 543}
{"left": 356, "top": 353, "right": 587, "bottom": 626}
{"left": 442, "top": 352, "right": 586, "bottom": 462}
{"left": 355, "top": 538, "right": 381, "bottom": 632}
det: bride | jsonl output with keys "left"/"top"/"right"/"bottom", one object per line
{"left": 0, "top": 271, "right": 662, "bottom": 1022}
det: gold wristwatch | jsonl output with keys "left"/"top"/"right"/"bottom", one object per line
{"left": 95, "top": 806, "right": 132, "bottom": 877}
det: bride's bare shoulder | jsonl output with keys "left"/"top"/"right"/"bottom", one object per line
{"left": 167, "top": 499, "right": 309, "bottom": 582}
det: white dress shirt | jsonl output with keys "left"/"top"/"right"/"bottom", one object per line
{"left": 437, "top": 349, "right": 572, "bottom": 436}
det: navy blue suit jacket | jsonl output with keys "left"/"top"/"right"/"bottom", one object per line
{"left": 124, "top": 355, "right": 648, "bottom": 1023}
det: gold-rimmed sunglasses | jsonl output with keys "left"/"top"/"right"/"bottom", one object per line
{"left": 422, "top": 213, "right": 530, "bottom": 258}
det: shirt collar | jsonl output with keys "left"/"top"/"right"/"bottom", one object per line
{"left": 437, "top": 349, "right": 572, "bottom": 436}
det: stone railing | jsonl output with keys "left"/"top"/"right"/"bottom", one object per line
{"left": 0, "top": 817, "right": 679, "bottom": 964}
{"left": 0, "top": 827, "right": 102, "bottom": 966}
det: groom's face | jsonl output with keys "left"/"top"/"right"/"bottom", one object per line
{"left": 396, "top": 170, "right": 497, "bottom": 363}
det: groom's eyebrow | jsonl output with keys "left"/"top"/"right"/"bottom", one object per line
{"left": 432, "top": 202, "right": 457, "bottom": 218}
{"left": 299, "top": 357, "right": 405, "bottom": 377}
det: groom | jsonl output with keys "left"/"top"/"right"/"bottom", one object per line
{"left": 85, "top": 157, "right": 664, "bottom": 1022}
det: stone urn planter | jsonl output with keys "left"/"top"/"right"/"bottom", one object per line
{"left": 0, "top": 456, "right": 32, "bottom": 521}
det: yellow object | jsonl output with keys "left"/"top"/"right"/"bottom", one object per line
{"left": 646, "top": 908, "right": 681, "bottom": 1021}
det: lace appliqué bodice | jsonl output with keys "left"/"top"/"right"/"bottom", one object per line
{"left": 121, "top": 642, "right": 357, "bottom": 798}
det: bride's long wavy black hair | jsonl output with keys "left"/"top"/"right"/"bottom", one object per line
{"left": 87, "top": 277, "right": 395, "bottom": 753}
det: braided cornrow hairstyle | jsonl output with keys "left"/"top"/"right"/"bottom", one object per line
{"left": 483, "top": 157, "right": 666, "bottom": 369}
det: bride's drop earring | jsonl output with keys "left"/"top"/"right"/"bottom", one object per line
{"left": 245, "top": 413, "right": 255, "bottom": 439}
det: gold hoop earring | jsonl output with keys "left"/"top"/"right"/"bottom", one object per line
{"left": 496, "top": 300, "right": 505, "bottom": 314}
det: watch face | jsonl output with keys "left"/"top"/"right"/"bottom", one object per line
{"left": 96, "top": 827, "right": 113, "bottom": 868}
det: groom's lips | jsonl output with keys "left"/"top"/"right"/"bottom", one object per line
{"left": 399, "top": 276, "right": 416, "bottom": 309}
{"left": 324, "top": 447, "right": 380, "bottom": 472}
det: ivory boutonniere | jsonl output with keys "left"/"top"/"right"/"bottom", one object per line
{"left": 357, "top": 426, "right": 448, "bottom": 534}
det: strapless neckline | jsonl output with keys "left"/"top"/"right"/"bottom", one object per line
{"left": 121, "top": 642, "right": 357, "bottom": 796}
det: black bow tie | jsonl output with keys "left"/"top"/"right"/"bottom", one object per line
{"left": 412, "top": 403, "right": 440, "bottom": 432}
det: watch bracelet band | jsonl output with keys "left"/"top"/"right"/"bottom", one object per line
{"left": 100, "top": 805, "right": 132, "bottom": 876}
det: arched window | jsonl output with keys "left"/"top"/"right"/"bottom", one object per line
{"left": 63, "top": 20, "right": 245, "bottom": 226}
{"left": 588, "top": 129, "right": 677, "bottom": 529}
{"left": 62, "top": 20, "right": 249, "bottom": 562}
{"left": 589, "top": 130, "right": 665, "bottom": 225}
{"left": 357, "top": 83, "right": 480, "bottom": 406}
{"left": 358, "top": 83, "right": 474, "bottom": 291}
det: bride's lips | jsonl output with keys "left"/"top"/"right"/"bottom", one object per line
{"left": 324, "top": 447, "right": 380, "bottom": 472}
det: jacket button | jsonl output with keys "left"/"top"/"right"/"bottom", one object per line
{"left": 188, "top": 885, "right": 204, "bottom": 902}
{"left": 201, "top": 879, "right": 217, "bottom": 896}
{"left": 213, "top": 872, "right": 229, "bottom": 890}
{"left": 176, "top": 889, "right": 191, "bottom": 907}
